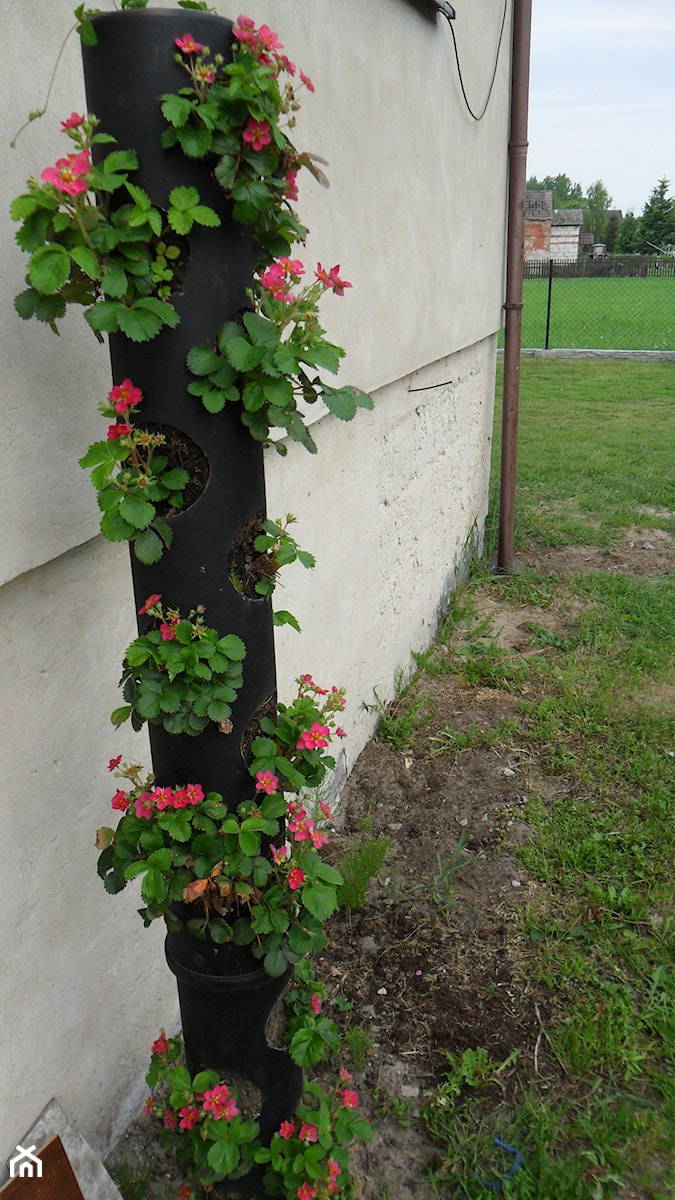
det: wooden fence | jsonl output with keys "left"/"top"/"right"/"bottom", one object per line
{"left": 524, "top": 256, "right": 675, "bottom": 280}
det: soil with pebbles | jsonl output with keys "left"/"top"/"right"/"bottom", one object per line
{"left": 106, "top": 528, "right": 675, "bottom": 1200}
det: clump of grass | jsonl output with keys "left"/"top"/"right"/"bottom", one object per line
{"left": 426, "top": 833, "right": 473, "bottom": 919}
{"left": 336, "top": 837, "right": 390, "bottom": 912}
{"left": 110, "top": 1162, "right": 154, "bottom": 1200}
{"left": 344, "top": 1024, "right": 374, "bottom": 1071}
{"left": 430, "top": 717, "right": 519, "bottom": 757}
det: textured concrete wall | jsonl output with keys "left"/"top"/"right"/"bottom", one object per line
{"left": 269, "top": 336, "right": 498, "bottom": 778}
{"left": 0, "top": 0, "right": 509, "bottom": 1156}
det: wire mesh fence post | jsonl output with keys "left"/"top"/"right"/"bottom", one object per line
{"left": 545, "top": 257, "right": 553, "bottom": 349}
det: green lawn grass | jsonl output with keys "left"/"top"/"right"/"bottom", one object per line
{"left": 491, "top": 358, "right": 675, "bottom": 548}
{"left": 421, "top": 358, "right": 675, "bottom": 1199}
{"left": 497, "top": 276, "right": 675, "bottom": 350}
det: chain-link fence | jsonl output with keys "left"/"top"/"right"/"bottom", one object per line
{"left": 503, "top": 256, "right": 675, "bottom": 351}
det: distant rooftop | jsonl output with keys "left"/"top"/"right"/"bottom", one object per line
{"left": 525, "top": 190, "right": 553, "bottom": 221}
{"left": 552, "top": 208, "right": 585, "bottom": 227}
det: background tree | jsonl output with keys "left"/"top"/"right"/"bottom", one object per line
{"left": 527, "top": 173, "right": 586, "bottom": 209}
{"left": 585, "top": 179, "right": 613, "bottom": 244}
{"left": 605, "top": 212, "right": 621, "bottom": 253}
{"left": 615, "top": 211, "right": 641, "bottom": 253}
{"left": 639, "top": 177, "right": 675, "bottom": 252}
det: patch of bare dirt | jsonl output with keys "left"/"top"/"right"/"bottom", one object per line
{"left": 524, "top": 526, "right": 675, "bottom": 577}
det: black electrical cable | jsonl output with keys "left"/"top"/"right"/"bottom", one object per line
{"left": 440, "top": 0, "right": 509, "bottom": 121}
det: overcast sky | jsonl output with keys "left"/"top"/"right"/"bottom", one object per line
{"left": 526, "top": 0, "right": 675, "bottom": 215}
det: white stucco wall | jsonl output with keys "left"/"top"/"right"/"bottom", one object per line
{"left": 1, "top": 0, "right": 510, "bottom": 1158}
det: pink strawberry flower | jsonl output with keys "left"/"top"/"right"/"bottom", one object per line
{"left": 134, "top": 792, "right": 154, "bottom": 820}
{"left": 300, "top": 70, "right": 315, "bottom": 93}
{"left": 108, "top": 754, "right": 123, "bottom": 772}
{"left": 297, "top": 1185, "right": 315, "bottom": 1200}
{"left": 151, "top": 1033, "right": 169, "bottom": 1055}
{"left": 111, "top": 789, "right": 129, "bottom": 812}
{"left": 319, "top": 800, "right": 333, "bottom": 820}
{"left": 278, "top": 1119, "right": 296, "bottom": 1140}
{"left": 160, "top": 621, "right": 177, "bottom": 641}
{"left": 338, "top": 1066, "right": 353, "bottom": 1083}
{"left": 109, "top": 378, "right": 142, "bottom": 414}
{"left": 255, "top": 770, "right": 279, "bottom": 794}
{"left": 242, "top": 116, "right": 272, "bottom": 152}
{"left": 175, "top": 33, "right": 204, "bottom": 54}
{"left": 178, "top": 1105, "right": 201, "bottom": 1130}
{"left": 315, "top": 263, "right": 352, "bottom": 296}
{"left": 287, "top": 805, "right": 312, "bottom": 842}
{"left": 328, "top": 1160, "right": 341, "bottom": 1182}
{"left": 288, "top": 867, "right": 305, "bottom": 891}
{"left": 336, "top": 727, "right": 347, "bottom": 739}
{"left": 297, "top": 723, "right": 330, "bottom": 751}
{"left": 138, "top": 594, "right": 161, "bottom": 616}
{"left": 299, "top": 1122, "right": 318, "bottom": 1143}
{"left": 311, "top": 828, "right": 329, "bottom": 850}
{"left": 310, "top": 993, "right": 322, "bottom": 1015}
{"left": 153, "top": 786, "right": 174, "bottom": 811}
{"left": 163, "top": 1108, "right": 177, "bottom": 1129}
{"left": 60, "top": 112, "right": 85, "bottom": 130}
{"left": 278, "top": 256, "right": 305, "bottom": 279}
{"left": 271, "top": 844, "right": 288, "bottom": 865}
{"left": 106, "top": 421, "right": 132, "bottom": 441}
{"left": 41, "top": 150, "right": 91, "bottom": 196}
{"left": 260, "top": 263, "right": 293, "bottom": 303}
{"left": 258, "top": 24, "right": 283, "bottom": 52}
{"left": 284, "top": 169, "right": 299, "bottom": 201}
{"left": 232, "top": 15, "right": 257, "bottom": 46}
{"left": 184, "top": 783, "right": 204, "bottom": 806}
{"left": 338, "top": 1089, "right": 359, "bottom": 1108}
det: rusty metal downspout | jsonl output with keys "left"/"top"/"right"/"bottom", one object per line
{"left": 497, "top": 0, "right": 533, "bottom": 572}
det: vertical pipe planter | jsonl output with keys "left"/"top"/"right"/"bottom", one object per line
{"left": 81, "top": 12, "right": 301, "bottom": 1176}
{"left": 82, "top": 10, "right": 275, "bottom": 803}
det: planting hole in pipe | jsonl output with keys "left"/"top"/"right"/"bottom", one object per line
{"left": 241, "top": 693, "right": 277, "bottom": 767}
{"left": 142, "top": 421, "right": 210, "bottom": 515}
{"left": 228, "top": 510, "right": 276, "bottom": 599}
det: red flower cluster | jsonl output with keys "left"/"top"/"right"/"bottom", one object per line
{"left": 202, "top": 1083, "right": 239, "bottom": 1121}
{"left": 233, "top": 15, "right": 284, "bottom": 60}
{"left": 110, "top": 782, "right": 204, "bottom": 818}
{"left": 260, "top": 257, "right": 305, "bottom": 304}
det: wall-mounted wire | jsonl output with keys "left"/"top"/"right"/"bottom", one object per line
{"left": 442, "top": 0, "right": 509, "bottom": 122}
{"left": 428, "top": 2, "right": 456, "bottom": 18}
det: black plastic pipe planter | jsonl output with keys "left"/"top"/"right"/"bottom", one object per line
{"left": 165, "top": 928, "right": 303, "bottom": 1137}
{"left": 82, "top": 11, "right": 276, "bottom": 804}
{"left": 82, "top": 13, "right": 299, "bottom": 1183}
